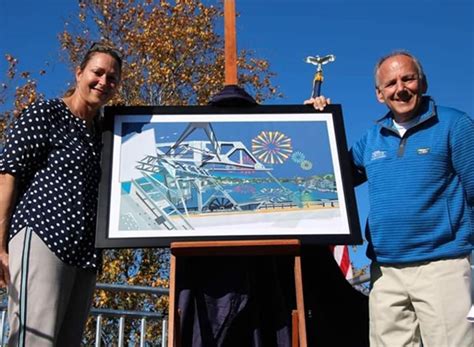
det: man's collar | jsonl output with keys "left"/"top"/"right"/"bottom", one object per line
{"left": 376, "top": 96, "right": 435, "bottom": 127}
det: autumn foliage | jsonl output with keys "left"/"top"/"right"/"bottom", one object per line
{"left": 90, "top": 248, "right": 171, "bottom": 345}
{"left": 59, "top": 0, "right": 280, "bottom": 106}
{"left": 1, "top": 0, "right": 280, "bottom": 344}
{"left": 0, "top": 55, "right": 45, "bottom": 145}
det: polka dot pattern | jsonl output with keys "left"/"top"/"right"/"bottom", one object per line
{"left": 0, "top": 99, "right": 102, "bottom": 269}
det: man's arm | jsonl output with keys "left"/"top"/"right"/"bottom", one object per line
{"left": 450, "top": 113, "right": 474, "bottom": 205}
{"left": 350, "top": 157, "right": 368, "bottom": 187}
{"left": 0, "top": 173, "right": 16, "bottom": 287}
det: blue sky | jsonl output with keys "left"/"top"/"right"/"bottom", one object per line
{"left": 122, "top": 119, "right": 334, "bottom": 175}
{"left": 1, "top": 0, "right": 473, "bottom": 271}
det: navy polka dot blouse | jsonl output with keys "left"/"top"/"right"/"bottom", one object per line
{"left": 0, "top": 99, "right": 102, "bottom": 270}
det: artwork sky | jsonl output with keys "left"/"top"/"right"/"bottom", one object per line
{"left": 107, "top": 112, "right": 351, "bottom": 240}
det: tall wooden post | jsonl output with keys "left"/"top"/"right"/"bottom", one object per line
{"left": 210, "top": 0, "right": 256, "bottom": 105}
{"left": 224, "top": 0, "right": 238, "bottom": 85}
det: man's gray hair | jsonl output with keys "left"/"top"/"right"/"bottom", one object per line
{"left": 374, "top": 50, "right": 427, "bottom": 89}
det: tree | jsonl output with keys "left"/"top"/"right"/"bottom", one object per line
{"left": 60, "top": 0, "right": 279, "bottom": 106}
{"left": 56, "top": 0, "right": 281, "bottom": 344}
{"left": 0, "top": 55, "right": 45, "bottom": 147}
{"left": 1, "top": 0, "right": 280, "bottom": 342}
{"left": 90, "top": 248, "right": 171, "bottom": 345}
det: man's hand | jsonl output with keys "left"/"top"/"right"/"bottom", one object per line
{"left": 0, "top": 251, "right": 10, "bottom": 287}
{"left": 304, "top": 96, "right": 331, "bottom": 111}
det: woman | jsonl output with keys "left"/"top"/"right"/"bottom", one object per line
{"left": 0, "top": 43, "right": 122, "bottom": 346}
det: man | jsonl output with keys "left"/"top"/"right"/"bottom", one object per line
{"left": 306, "top": 51, "right": 474, "bottom": 346}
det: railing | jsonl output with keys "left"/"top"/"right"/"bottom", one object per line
{"left": 0, "top": 273, "right": 378, "bottom": 345}
{"left": 92, "top": 283, "right": 170, "bottom": 346}
{"left": 0, "top": 310, "right": 6, "bottom": 346}
{"left": 348, "top": 273, "right": 370, "bottom": 286}
{"left": 0, "top": 257, "right": 470, "bottom": 344}
{"left": 0, "top": 283, "right": 170, "bottom": 346}
{"left": 0, "top": 275, "right": 373, "bottom": 345}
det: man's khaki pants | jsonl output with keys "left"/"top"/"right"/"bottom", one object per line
{"left": 369, "top": 256, "right": 474, "bottom": 347}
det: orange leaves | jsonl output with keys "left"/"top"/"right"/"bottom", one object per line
{"left": 59, "top": 0, "right": 278, "bottom": 107}
{"left": 5, "top": 54, "right": 16, "bottom": 63}
{"left": 96, "top": 289, "right": 110, "bottom": 306}
{"left": 79, "top": 248, "right": 171, "bottom": 344}
{"left": 5, "top": 54, "right": 18, "bottom": 80}
{"left": 0, "top": 54, "right": 45, "bottom": 142}
{"left": 14, "top": 80, "right": 38, "bottom": 112}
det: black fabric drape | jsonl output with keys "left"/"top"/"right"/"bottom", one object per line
{"left": 175, "top": 246, "right": 369, "bottom": 347}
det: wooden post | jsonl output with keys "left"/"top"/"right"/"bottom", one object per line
{"left": 292, "top": 310, "right": 299, "bottom": 347}
{"left": 294, "top": 255, "right": 307, "bottom": 347}
{"left": 224, "top": 0, "right": 238, "bottom": 85}
{"left": 168, "top": 254, "right": 177, "bottom": 347}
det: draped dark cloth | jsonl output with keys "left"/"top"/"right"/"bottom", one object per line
{"left": 175, "top": 246, "right": 369, "bottom": 347}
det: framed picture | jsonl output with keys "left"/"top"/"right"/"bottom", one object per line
{"left": 96, "top": 105, "right": 361, "bottom": 248}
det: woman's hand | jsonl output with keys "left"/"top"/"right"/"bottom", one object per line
{"left": 0, "top": 173, "right": 16, "bottom": 287}
{"left": 0, "top": 252, "right": 9, "bottom": 287}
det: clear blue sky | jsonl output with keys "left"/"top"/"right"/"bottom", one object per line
{"left": 1, "top": 0, "right": 473, "bottom": 271}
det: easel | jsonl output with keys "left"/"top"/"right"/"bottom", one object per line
{"left": 168, "top": 240, "right": 308, "bottom": 347}
{"left": 167, "top": 3, "right": 308, "bottom": 345}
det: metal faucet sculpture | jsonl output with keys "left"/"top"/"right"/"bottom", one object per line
{"left": 305, "top": 54, "right": 335, "bottom": 98}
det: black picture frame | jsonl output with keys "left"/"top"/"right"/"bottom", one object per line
{"left": 95, "top": 104, "right": 361, "bottom": 248}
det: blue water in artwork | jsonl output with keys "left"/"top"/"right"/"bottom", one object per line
{"left": 121, "top": 173, "right": 337, "bottom": 212}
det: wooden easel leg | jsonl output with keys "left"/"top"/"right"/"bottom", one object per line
{"left": 292, "top": 310, "right": 299, "bottom": 347}
{"left": 168, "top": 253, "right": 177, "bottom": 347}
{"left": 294, "top": 255, "right": 307, "bottom": 347}
{"left": 175, "top": 309, "right": 181, "bottom": 347}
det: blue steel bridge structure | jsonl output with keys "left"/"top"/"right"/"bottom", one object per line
{"left": 118, "top": 122, "right": 301, "bottom": 232}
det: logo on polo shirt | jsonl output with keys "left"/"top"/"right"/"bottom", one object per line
{"left": 370, "top": 150, "right": 387, "bottom": 161}
{"left": 417, "top": 148, "right": 430, "bottom": 155}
